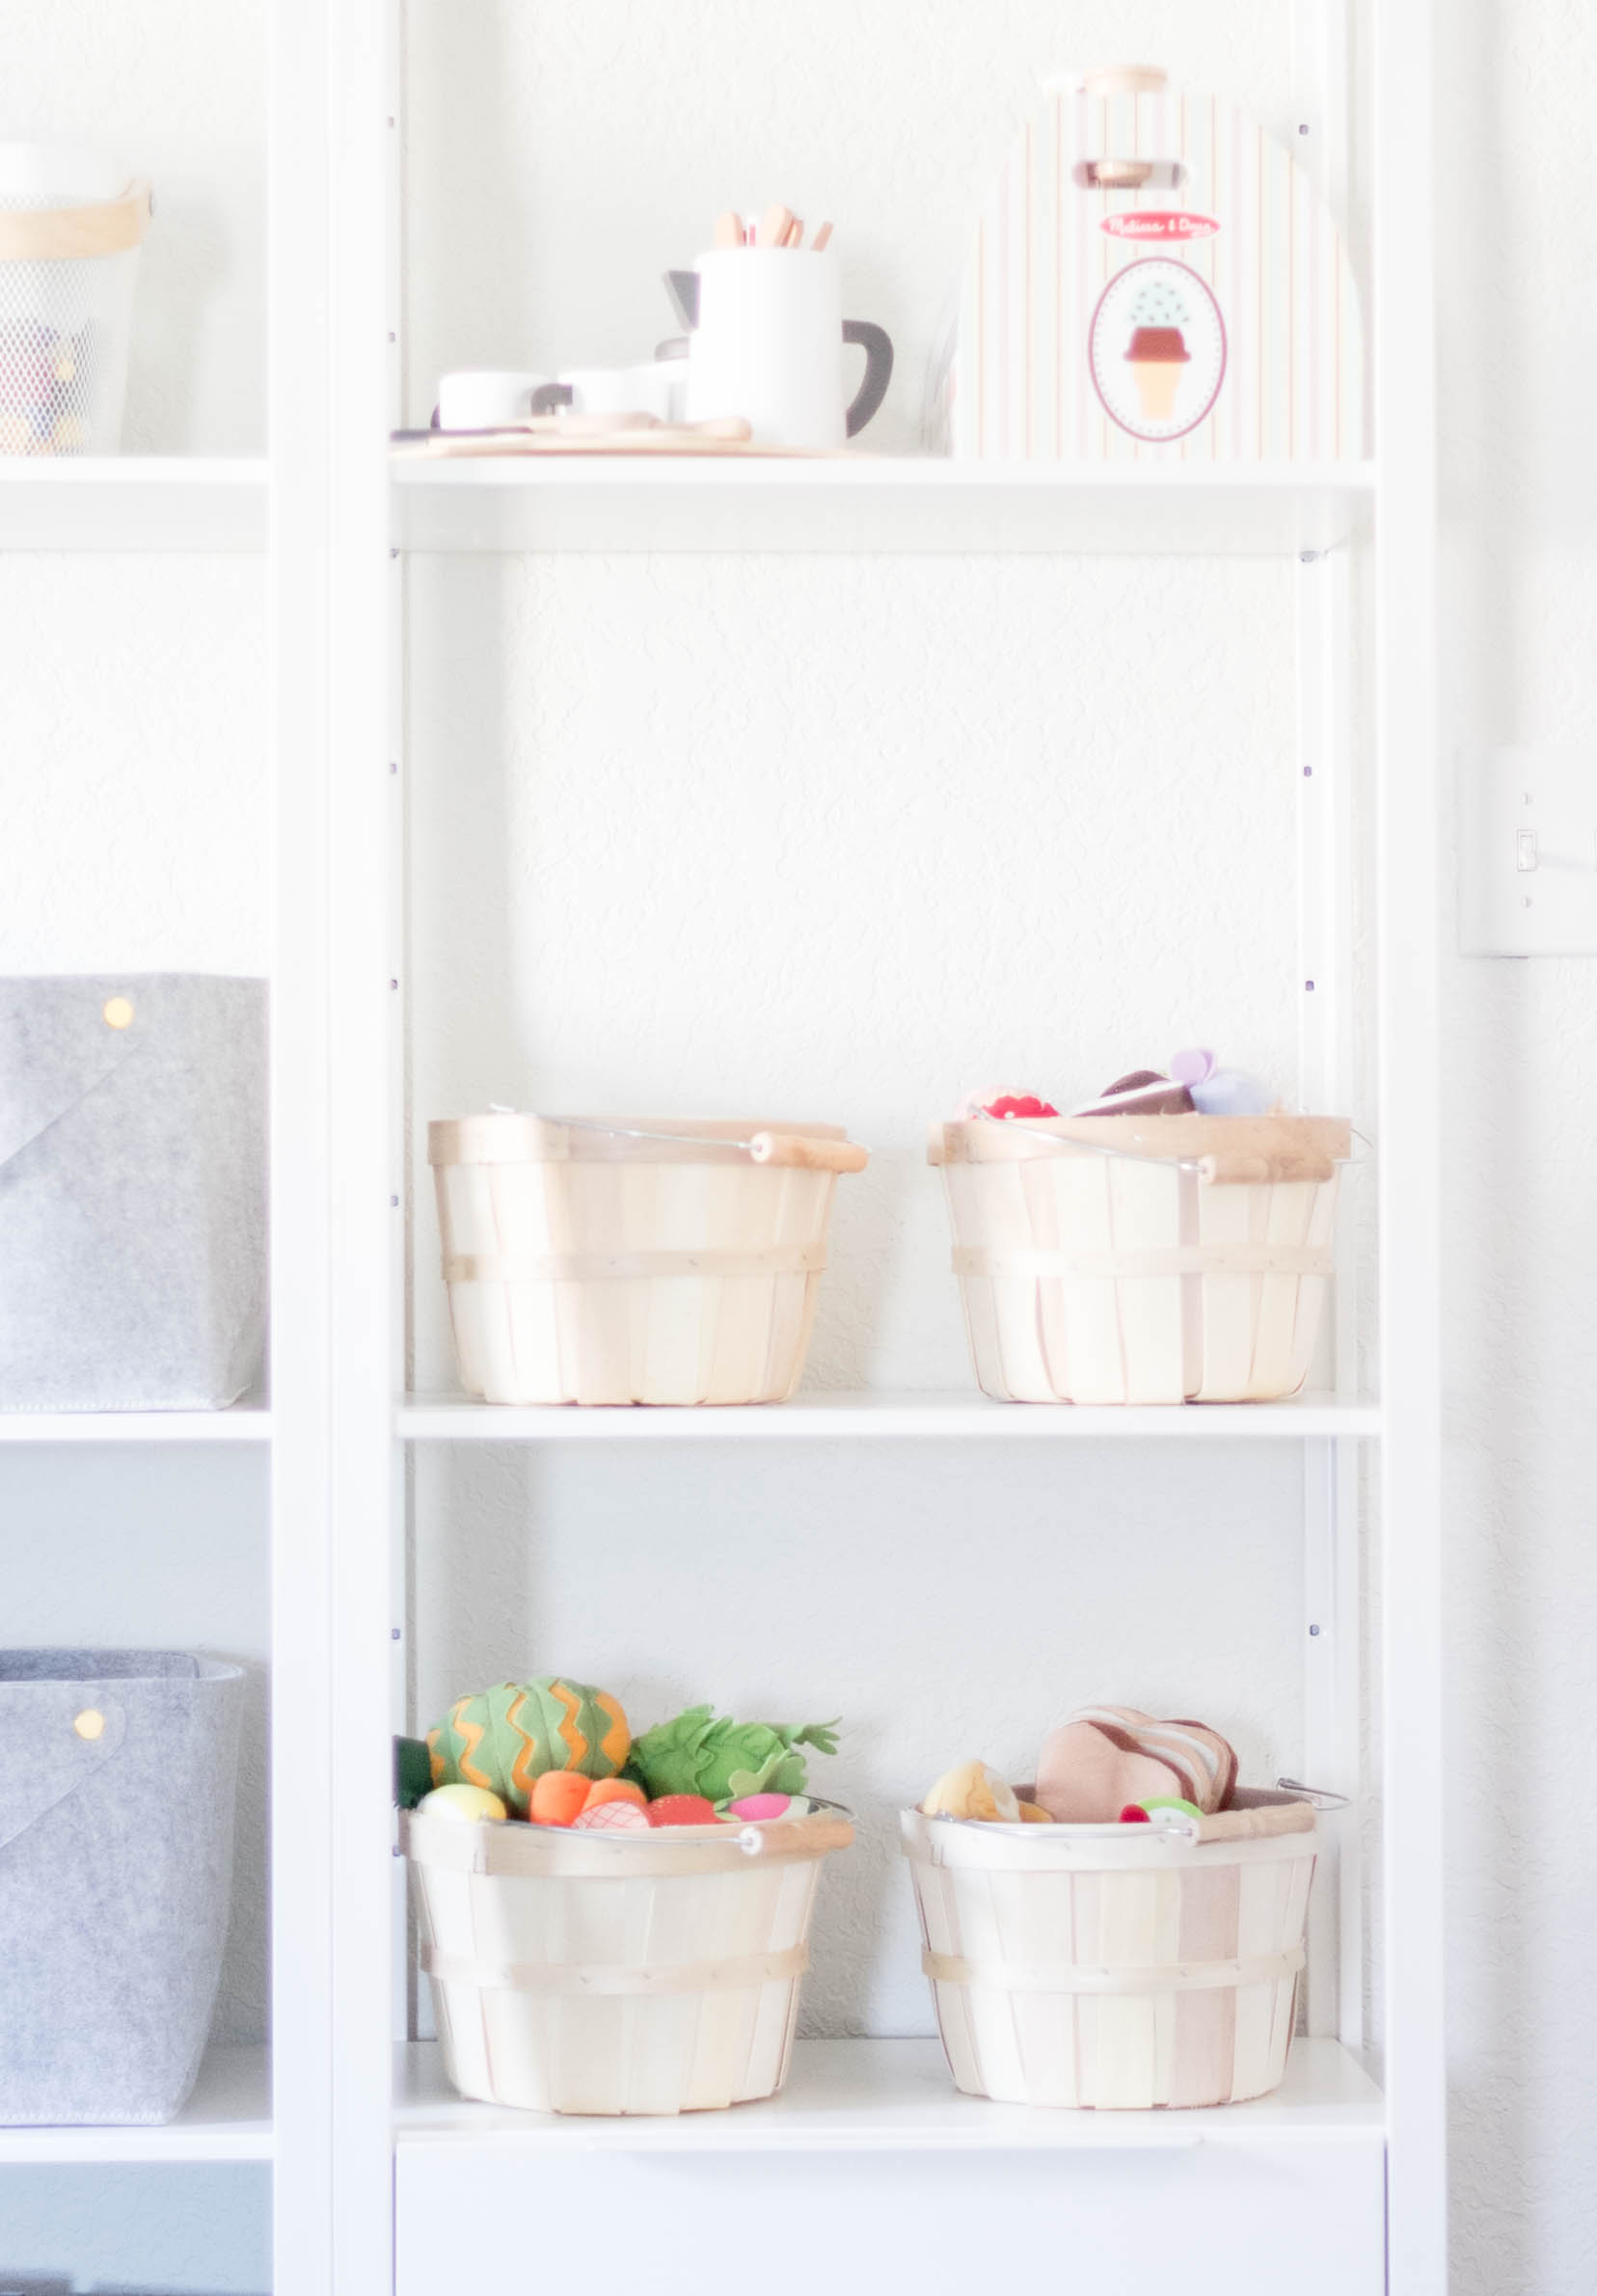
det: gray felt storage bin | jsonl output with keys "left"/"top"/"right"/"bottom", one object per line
{"left": 0, "top": 1651, "right": 243, "bottom": 2124}
{"left": 0, "top": 974, "right": 266, "bottom": 1410}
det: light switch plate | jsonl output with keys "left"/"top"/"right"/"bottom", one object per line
{"left": 1459, "top": 745, "right": 1597, "bottom": 955}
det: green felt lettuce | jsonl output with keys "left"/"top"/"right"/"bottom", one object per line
{"left": 626, "top": 1706, "right": 840, "bottom": 1801}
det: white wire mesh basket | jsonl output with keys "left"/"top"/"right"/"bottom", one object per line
{"left": 0, "top": 145, "right": 151, "bottom": 456}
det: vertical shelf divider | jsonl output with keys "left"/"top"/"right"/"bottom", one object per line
{"left": 1373, "top": 0, "right": 1448, "bottom": 2286}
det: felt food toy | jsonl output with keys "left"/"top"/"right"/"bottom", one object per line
{"left": 626, "top": 1706, "right": 839, "bottom": 1802}
{"left": 959, "top": 1091, "right": 1060, "bottom": 1121}
{"left": 724, "top": 1792, "right": 808, "bottom": 1822}
{"left": 572, "top": 1797, "right": 651, "bottom": 1832}
{"left": 1035, "top": 1707, "right": 1238, "bottom": 1824}
{"left": 528, "top": 1770, "right": 592, "bottom": 1827}
{"left": 426, "top": 1678, "right": 631, "bottom": 1815}
{"left": 646, "top": 1795, "right": 722, "bottom": 1828}
{"left": 418, "top": 1782, "right": 508, "bottom": 1823}
{"left": 582, "top": 1776, "right": 647, "bottom": 1813}
{"left": 922, "top": 1762, "right": 1022, "bottom": 1823}
{"left": 1017, "top": 1800, "right": 1053, "bottom": 1823}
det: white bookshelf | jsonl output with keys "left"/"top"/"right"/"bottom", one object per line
{"left": 0, "top": 1, "right": 1444, "bottom": 2290}
{"left": 397, "top": 1390, "right": 1382, "bottom": 1441}
{"left": 393, "top": 456, "right": 1376, "bottom": 556}
{"left": 0, "top": 457, "right": 268, "bottom": 551}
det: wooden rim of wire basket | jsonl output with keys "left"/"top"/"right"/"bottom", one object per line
{"left": 903, "top": 1785, "right": 1340, "bottom": 1866}
{"left": 0, "top": 179, "right": 152, "bottom": 261}
{"left": 430, "top": 1113, "right": 868, "bottom": 1175}
{"left": 929, "top": 1113, "right": 1352, "bottom": 1187}
{"left": 404, "top": 1799, "right": 855, "bottom": 1875}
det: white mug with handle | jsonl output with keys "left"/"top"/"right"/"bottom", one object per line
{"left": 684, "top": 247, "right": 892, "bottom": 449}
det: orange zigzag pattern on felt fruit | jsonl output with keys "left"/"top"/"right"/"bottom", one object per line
{"left": 551, "top": 1680, "right": 585, "bottom": 1768}
{"left": 596, "top": 1693, "right": 628, "bottom": 1771}
{"left": 452, "top": 1704, "right": 492, "bottom": 1792}
{"left": 507, "top": 1691, "right": 543, "bottom": 1803}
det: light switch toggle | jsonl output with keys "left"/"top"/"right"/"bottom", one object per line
{"left": 1517, "top": 829, "right": 1539, "bottom": 873}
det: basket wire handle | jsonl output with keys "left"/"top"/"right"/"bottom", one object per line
{"left": 485, "top": 1108, "right": 867, "bottom": 1175}
{"left": 1275, "top": 1776, "right": 1351, "bottom": 1811}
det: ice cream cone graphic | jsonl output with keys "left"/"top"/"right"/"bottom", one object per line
{"left": 1123, "top": 277, "right": 1193, "bottom": 422}
{"left": 1125, "top": 324, "right": 1190, "bottom": 419}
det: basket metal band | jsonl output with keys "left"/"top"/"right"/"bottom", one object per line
{"left": 443, "top": 1245, "right": 826, "bottom": 1282}
{"left": 951, "top": 1245, "right": 1333, "bottom": 1281}
{"left": 423, "top": 1942, "right": 808, "bottom": 1995}
{"left": 922, "top": 1946, "right": 1305, "bottom": 1996}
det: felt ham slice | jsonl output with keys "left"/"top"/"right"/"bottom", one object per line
{"left": 1034, "top": 1706, "right": 1238, "bottom": 1823}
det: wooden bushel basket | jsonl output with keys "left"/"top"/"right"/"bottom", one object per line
{"left": 429, "top": 1114, "right": 868, "bottom": 1406}
{"left": 404, "top": 1805, "right": 853, "bottom": 2116}
{"left": 902, "top": 1790, "right": 1320, "bottom": 2109}
{"left": 929, "top": 1114, "right": 1351, "bottom": 1403}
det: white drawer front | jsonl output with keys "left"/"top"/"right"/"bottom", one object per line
{"left": 397, "top": 2137, "right": 1384, "bottom": 2296}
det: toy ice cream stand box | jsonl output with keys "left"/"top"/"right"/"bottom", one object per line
{"left": 929, "top": 65, "right": 1366, "bottom": 461}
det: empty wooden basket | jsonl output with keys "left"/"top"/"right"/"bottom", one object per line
{"left": 429, "top": 1114, "right": 867, "bottom": 1405}
{"left": 929, "top": 1113, "right": 1351, "bottom": 1404}
{"left": 404, "top": 1805, "right": 853, "bottom": 2116}
{"left": 902, "top": 1790, "right": 1320, "bottom": 2109}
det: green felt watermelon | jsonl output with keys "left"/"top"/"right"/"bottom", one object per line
{"left": 426, "top": 1678, "right": 630, "bottom": 1816}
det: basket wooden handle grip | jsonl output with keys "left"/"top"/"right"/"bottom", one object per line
{"left": 747, "top": 1133, "right": 868, "bottom": 1175}
{"left": 1199, "top": 1151, "right": 1338, "bottom": 1187}
{"left": 0, "top": 178, "right": 152, "bottom": 261}
{"left": 1195, "top": 1802, "right": 1317, "bottom": 1843}
{"left": 739, "top": 1816, "right": 855, "bottom": 1857}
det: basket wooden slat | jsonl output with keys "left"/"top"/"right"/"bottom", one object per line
{"left": 405, "top": 1809, "right": 850, "bottom": 2116}
{"left": 901, "top": 1793, "right": 1319, "bottom": 2109}
{"left": 430, "top": 1116, "right": 862, "bottom": 1405}
{"left": 930, "top": 1115, "right": 1350, "bottom": 1404}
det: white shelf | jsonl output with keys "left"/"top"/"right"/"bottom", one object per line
{"left": 397, "top": 1389, "right": 1379, "bottom": 1441}
{"left": 395, "top": 2036, "right": 1382, "bottom": 2154}
{"left": 0, "top": 2046, "right": 273, "bottom": 2164}
{"left": 0, "top": 1402, "right": 272, "bottom": 1444}
{"left": 392, "top": 456, "right": 1376, "bottom": 557}
{"left": 0, "top": 457, "right": 268, "bottom": 552}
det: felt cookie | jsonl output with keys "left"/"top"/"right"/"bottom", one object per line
{"left": 921, "top": 1761, "right": 1021, "bottom": 1823}
{"left": 1035, "top": 1707, "right": 1237, "bottom": 1823}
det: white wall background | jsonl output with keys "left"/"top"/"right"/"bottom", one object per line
{"left": 2, "top": 0, "right": 1587, "bottom": 2288}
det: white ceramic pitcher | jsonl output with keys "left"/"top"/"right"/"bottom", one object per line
{"left": 684, "top": 247, "right": 892, "bottom": 449}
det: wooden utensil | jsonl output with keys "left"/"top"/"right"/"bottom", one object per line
{"left": 810, "top": 221, "right": 833, "bottom": 252}
{"left": 782, "top": 215, "right": 805, "bottom": 249}
{"left": 757, "top": 202, "right": 795, "bottom": 249}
